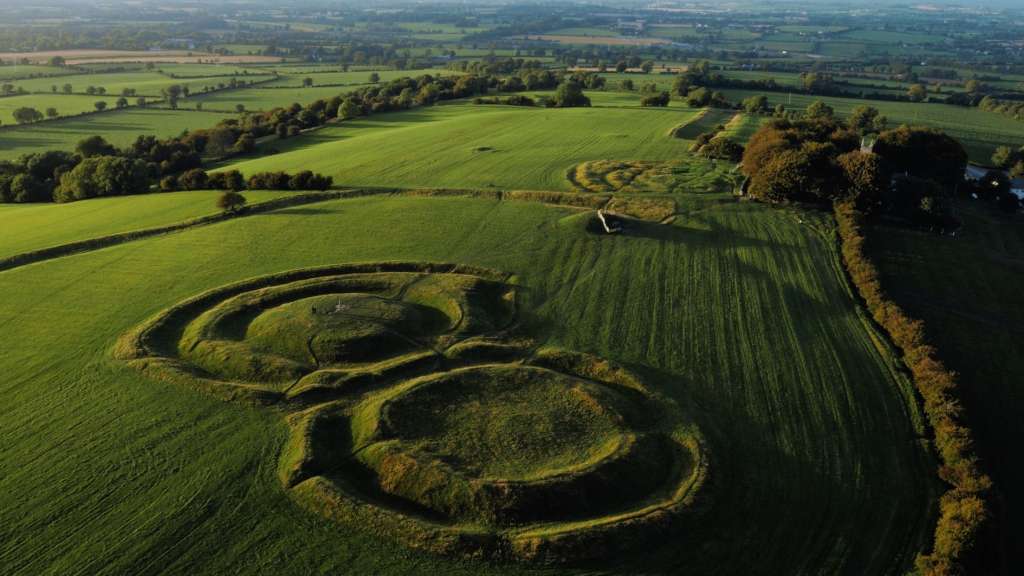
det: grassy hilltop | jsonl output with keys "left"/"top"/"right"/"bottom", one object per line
{"left": 0, "top": 186, "right": 934, "bottom": 574}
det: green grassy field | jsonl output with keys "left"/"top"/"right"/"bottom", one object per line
{"left": 0, "top": 190, "right": 290, "bottom": 259}
{"left": 220, "top": 101, "right": 705, "bottom": 190}
{"left": 5, "top": 71, "right": 273, "bottom": 97}
{"left": 191, "top": 85, "right": 359, "bottom": 111}
{"left": 259, "top": 68, "right": 455, "bottom": 88}
{"left": 0, "top": 108, "right": 233, "bottom": 160}
{"left": 0, "top": 188, "right": 933, "bottom": 574}
{"left": 867, "top": 202, "right": 1024, "bottom": 561}
{"left": 0, "top": 94, "right": 147, "bottom": 119}
{"left": 0, "top": 65, "right": 70, "bottom": 79}
{"left": 717, "top": 113, "right": 765, "bottom": 142}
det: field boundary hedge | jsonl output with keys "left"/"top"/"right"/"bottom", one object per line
{"left": 834, "top": 202, "right": 993, "bottom": 576}
{"left": 0, "top": 189, "right": 377, "bottom": 273}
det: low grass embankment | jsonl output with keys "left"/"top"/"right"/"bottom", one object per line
{"left": 835, "top": 202, "right": 993, "bottom": 575}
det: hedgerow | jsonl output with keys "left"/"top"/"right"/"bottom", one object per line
{"left": 834, "top": 202, "right": 991, "bottom": 576}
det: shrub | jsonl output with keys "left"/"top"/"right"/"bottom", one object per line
{"left": 836, "top": 151, "right": 886, "bottom": 214}
{"left": 159, "top": 175, "right": 178, "bottom": 192}
{"left": 217, "top": 190, "right": 247, "bottom": 212}
{"left": 178, "top": 168, "right": 209, "bottom": 191}
{"left": 75, "top": 135, "right": 117, "bottom": 159}
{"left": 248, "top": 171, "right": 291, "bottom": 190}
{"left": 208, "top": 170, "right": 245, "bottom": 191}
{"left": 698, "top": 137, "right": 744, "bottom": 162}
{"left": 640, "top": 91, "right": 670, "bottom": 107}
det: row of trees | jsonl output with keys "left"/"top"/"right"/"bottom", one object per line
{"left": 0, "top": 129, "right": 211, "bottom": 203}
{"left": 977, "top": 95, "right": 1024, "bottom": 125}
{"left": 162, "top": 169, "right": 333, "bottom": 192}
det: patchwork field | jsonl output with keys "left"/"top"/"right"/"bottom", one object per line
{"left": 0, "top": 189, "right": 933, "bottom": 574}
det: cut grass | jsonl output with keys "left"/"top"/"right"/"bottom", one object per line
{"left": 0, "top": 192, "right": 933, "bottom": 574}
{"left": 0, "top": 189, "right": 290, "bottom": 260}
{"left": 220, "top": 102, "right": 705, "bottom": 191}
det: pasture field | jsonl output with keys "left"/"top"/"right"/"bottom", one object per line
{"left": 519, "top": 35, "right": 671, "bottom": 46}
{"left": 0, "top": 190, "right": 290, "bottom": 260}
{"left": 717, "top": 113, "right": 765, "bottom": 142}
{"left": 717, "top": 88, "right": 1024, "bottom": 161}
{"left": 867, "top": 203, "right": 1024, "bottom": 557}
{"left": 154, "top": 63, "right": 269, "bottom": 77}
{"left": 648, "top": 25, "right": 705, "bottom": 40}
{"left": 0, "top": 94, "right": 146, "bottom": 119}
{"left": 5, "top": 72, "right": 274, "bottom": 97}
{"left": 220, "top": 101, "right": 706, "bottom": 190}
{"left": 836, "top": 29, "right": 945, "bottom": 45}
{"left": 190, "top": 85, "right": 364, "bottom": 111}
{"left": 669, "top": 109, "right": 737, "bottom": 139}
{"left": 0, "top": 108, "right": 233, "bottom": 160}
{"left": 0, "top": 188, "right": 933, "bottom": 574}
{"left": 0, "top": 50, "right": 282, "bottom": 66}
{"left": 259, "top": 68, "right": 455, "bottom": 88}
{"left": 212, "top": 44, "right": 268, "bottom": 56}
{"left": 548, "top": 27, "right": 619, "bottom": 36}
{"left": 0, "top": 65, "right": 70, "bottom": 79}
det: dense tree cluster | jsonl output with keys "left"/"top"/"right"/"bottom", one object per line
{"left": 53, "top": 156, "right": 149, "bottom": 202}
{"left": 742, "top": 116, "right": 967, "bottom": 227}
{"left": 551, "top": 80, "right": 590, "bottom": 108}
{"left": 0, "top": 151, "right": 81, "bottom": 203}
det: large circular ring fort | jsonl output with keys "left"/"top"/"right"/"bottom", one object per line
{"left": 115, "top": 262, "right": 708, "bottom": 564}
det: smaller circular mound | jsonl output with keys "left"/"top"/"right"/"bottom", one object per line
{"left": 348, "top": 364, "right": 679, "bottom": 529}
{"left": 383, "top": 365, "right": 624, "bottom": 480}
{"left": 247, "top": 294, "right": 431, "bottom": 365}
